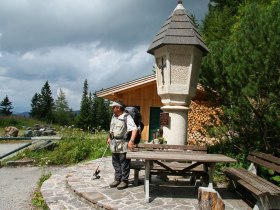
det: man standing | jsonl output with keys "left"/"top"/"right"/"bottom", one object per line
{"left": 107, "top": 100, "right": 138, "bottom": 190}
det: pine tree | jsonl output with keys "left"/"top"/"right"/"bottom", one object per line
{"left": 77, "top": 79, "right": 93, "bottom": 131}
{"left": 222, "top": 0, "right": 280, "bottom": 153}
{"left": 30, "top": 81, "right": 54, "bottom": 121}
{"left": 200, "top": 1, "right": 243, "bottom": 102}
{"left": 30, "top": 93, "right": 41, "bottom": 118}
{"left": 201, "top": 0, "right": 280, "bottom": 154}
{"left": 55, "top": 88, "right": 69, "bottom": 112}
{"left": 39, "top": 81, "right": 54, "bottom": 121}
{"left": 53, "top": 88, "right": 75, "bottom": 125}
{"left": 0, "top": 95, "right": 13, "bottom": 116}
{"left": 92, "top": 93, "right": 111, "bottom": 131}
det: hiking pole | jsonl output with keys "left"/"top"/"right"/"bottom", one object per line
{"left": 92, "top": 144, "right": 109, "bottom": 179}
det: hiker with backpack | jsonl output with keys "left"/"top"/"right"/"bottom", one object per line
{"left": 107, "top": 100, "right": 138, "bottom": 190}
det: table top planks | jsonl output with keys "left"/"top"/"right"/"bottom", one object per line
{"left": 127, "top": 150, "right": 236, "bottom": 163}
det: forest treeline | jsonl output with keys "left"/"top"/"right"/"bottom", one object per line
{"left": 29, "top": 80, "right": 111, "bottom": 131}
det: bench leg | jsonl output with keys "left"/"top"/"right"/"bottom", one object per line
{"left": 201, "top": 174, "right": 209, "bottom": 187}
{"left": 226, "top": 179, "right": 236, "bottom": 191}
{"left": 144, "top": 160, "right": 151, "bottom": 203}
{"left": 134, "top": 169, "right": 139, "bottom": 186}
{"left": 190, "top": 175, "right": 196, "bottom": 185}
{"left": 208, "top": 163, "right": 215, "bottom": 188}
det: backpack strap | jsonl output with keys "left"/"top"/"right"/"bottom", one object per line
{"left": 123, "top": 113, "right": 128, "bottom": 131}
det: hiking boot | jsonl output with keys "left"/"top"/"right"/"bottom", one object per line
{"left": 109, "top": 180, "right": 120, "bottom": 188}
{"left": 117, "top": 181, "right": 128, "bottom": 190}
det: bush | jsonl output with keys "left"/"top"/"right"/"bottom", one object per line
{"left": 0, "top": 116, "right": 46, "bottom": 128}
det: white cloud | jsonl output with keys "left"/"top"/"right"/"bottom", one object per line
{"left": 0, "top": 67, "right": 8, "bottom": 75}
{"left": 21, "top": 52, "right": 34, "bottom": 60}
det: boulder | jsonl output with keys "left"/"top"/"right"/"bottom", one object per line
{"left": 3, "top": 126, "right": 19, "bottom": 137}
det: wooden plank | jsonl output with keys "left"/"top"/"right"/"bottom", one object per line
{"left": 135, "top": 143, "right": 207, "bottom": 152}
{"left": 247, "top": 155, "right": 280, "bottom": 173}
{"left": 250, "top": 152, "right": 280, "bottom": 166}
{"left": 130, "top": 161, "right": 205, "bottom": 172}
{"left": 181, "top": 162, "right": 203, "bottom": 173}
{"left": 130, "top": 160, "right": 207, "bottom": 177}
{"left": 237, "top": 179, "right": 263, "bottom": 196}
{"left": 154, "top": 160, "right": 173, "bottom": 171}
{"left": 225, "top": 168, "right": 263, "bottom": 196}
{"left": 127, "top": 151, "right": 236, "bottom": 163}
{"left": 235, "top": 168, "right": 280, "bottom": 194}
{"left": 225, "top": 168, "right": 280, "bottom": 195}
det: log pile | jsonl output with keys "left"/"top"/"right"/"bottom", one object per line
{"left": 188, "top": 100, "right": 223, "bottom": 146}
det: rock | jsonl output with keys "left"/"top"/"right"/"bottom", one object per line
{"left": 6, "top": 158, "right": 35, "bottom": 166}
{"left": 24, "top": 124, "right": 56, "bottom": 137}
{"left": 42, "top": 129, "right": 56, "bottom": 136}
{"left": 24, "top": 130, "right": 33, "bottom": 137}
{"left": 3, "top": 126, "right": 19, "bottom": 137}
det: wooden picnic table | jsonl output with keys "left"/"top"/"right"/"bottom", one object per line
{"left": 126, "top": 150, "right": 237, "bottom": 203}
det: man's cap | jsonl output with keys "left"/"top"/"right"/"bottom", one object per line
{"left": 109, "top": 101, "right": 124, "bottom": 107}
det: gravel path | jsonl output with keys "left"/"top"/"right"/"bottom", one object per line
{"left": 0, "top": 166, "right": 63, "bottom": 210}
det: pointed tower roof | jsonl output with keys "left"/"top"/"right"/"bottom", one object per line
{"left": 147, "top": 0, "right": 209, "bottom": 55}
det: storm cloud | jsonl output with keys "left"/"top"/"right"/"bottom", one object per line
{"left": 0, "top": 0, "right": 209, "bottom": 112}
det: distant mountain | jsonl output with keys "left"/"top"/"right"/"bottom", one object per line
{"left": 13, "top": 112, "right": 30, "bottom": 117}
{"left": 12, "top": 110, "right": 79, "bottom": 118}
{"left": 74, "top": 110, "right": 80, "bottom": 115}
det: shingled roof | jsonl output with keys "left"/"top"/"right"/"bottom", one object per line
{"left": 147, "top": 1, "right": 209, "bottom": 55}
{"left": 96, "top": 74, "right": 205, "bottom": 100}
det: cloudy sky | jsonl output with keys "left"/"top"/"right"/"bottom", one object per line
{"left": 0, "top": 0, "right": 209, "bottom": 112}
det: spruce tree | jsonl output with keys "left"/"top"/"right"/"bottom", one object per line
{"left": 30, "top": 93, "right": 41, "bottom": 118}
{"left": 30, "top": 81, "right": 54, "bottom": 121}
{"left": 55, "top": 88, "right": 70, "bottom": 112}
{"left": 201, "top": 0, "right": 280, "bottom": 154}
{"left": 222, "top": 1, "right": 280, "bottom": 153}
{"left": 92, "top": 93, "right": 111, "bottom": 131}
{"left": 40, "top": 81, "right": 54, "bottom": 120}
{"left": 53, "top": 88, "right": 74, "bottom": 125}
{"left": 200, "top": 1, "right": 243, "bottom": 102}
{"left": 77, "top": 79, "right": 93, "bottom": 131}
{"left": 0, "top": 95, "right": 13, "bottom": 116}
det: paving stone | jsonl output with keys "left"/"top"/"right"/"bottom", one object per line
{"left": 81, "top": 192, "right": 106, "bottom": 204}
{"left": 41, "top": 157, "right": 252, "bottom": 210}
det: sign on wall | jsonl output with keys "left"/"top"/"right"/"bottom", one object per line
{"left": 160, "top": 112, "right": 169, "bottom": 126}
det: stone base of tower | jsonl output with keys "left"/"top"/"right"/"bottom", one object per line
{"left": 161, "top": 105, "right": 190, "bottom": 145}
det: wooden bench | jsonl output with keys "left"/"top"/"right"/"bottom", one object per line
{"left": 130, "top": 143, "right": 208, "bottom": 186}
{"left": 224, "top": 152, "right": 280, "bottom": 210}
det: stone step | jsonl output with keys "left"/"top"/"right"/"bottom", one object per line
{"left": 41, "top": 169, "right": 96, "bottom": 210}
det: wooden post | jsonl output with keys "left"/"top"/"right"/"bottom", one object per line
{"left": 198, "top": 187, "right": 225, "bottom": 210}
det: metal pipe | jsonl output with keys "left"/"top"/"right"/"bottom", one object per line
{"left": 0, "top": 137, "right": 31, "bottom": 141}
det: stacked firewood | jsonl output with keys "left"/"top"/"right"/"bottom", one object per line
{"left": 188, "top": 100, "right": 223, "bottom": 146}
